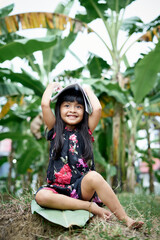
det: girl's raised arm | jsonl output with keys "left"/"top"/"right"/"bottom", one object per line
{"left": 83, "top": 85, "right": 102, "bottom": 132}
{"left": 41, "top": 82, "right": 62, "bottom": 130}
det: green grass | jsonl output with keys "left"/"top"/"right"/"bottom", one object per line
{"left": 0, "top": 191, "right": 160, "bottom": 240}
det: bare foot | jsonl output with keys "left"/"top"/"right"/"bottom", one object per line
{"left": 125, "top": 216, "right": 144, "bottom": 229}
{"left": 90, "top": 202, "right": 112, "bottom": 220}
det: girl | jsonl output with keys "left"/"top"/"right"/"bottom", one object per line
{"left": 35, "top": 82, "right": 144, "bottom": 229}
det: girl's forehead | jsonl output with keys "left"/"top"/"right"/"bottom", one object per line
{"left": 62, "top": 100, "right": 82, "bottom": 104}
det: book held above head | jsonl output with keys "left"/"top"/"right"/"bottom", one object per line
{"left": 50, "top": 83, "right": 93, "bottom": 115}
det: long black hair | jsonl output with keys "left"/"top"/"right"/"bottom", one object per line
{"left": 53, "top": 88, "right": 93, "bottom": 160}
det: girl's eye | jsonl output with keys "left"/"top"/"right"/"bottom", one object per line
{"left": 64, "top": 104, "right": 69, "bottom": 108}
{"left": 76, "top": 105, "right": 82, "bottom": 109}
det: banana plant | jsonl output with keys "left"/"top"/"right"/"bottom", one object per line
{"left": 0, "top": 1, "right": 160, "bottom": 193}
{"left": 0, "top": 3, "right": 79, "bottom": 192}
{"left": 75, "top": 0, "right": 160, "bottom": 191}
{"left": 124, "top": 63, "right": 160, "bottom": 191}
{"left": 0, "top": 2, "right": 105, "bottom": 193}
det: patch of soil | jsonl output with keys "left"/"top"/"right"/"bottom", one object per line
{"left": 1, "top": 194, "right": 159, "bottom": 240}
{"left": 0, "top": 195, "right": 66, "bottom": 240}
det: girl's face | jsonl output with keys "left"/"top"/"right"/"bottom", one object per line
{"left": 60, "top": 101, "right": 84, "bottom": 129}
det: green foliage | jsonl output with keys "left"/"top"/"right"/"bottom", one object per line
{"left": 122, "top": 15, "right": 160, "bottom": 36}
{"left": 155, "top": 170, "right": 160, "bottom": 183}
{"left": 0, "top": 0, "right": 160, "bottom": 195}
{"left": 107, "top": 0, "right": 136, "bottom": 13}
{"left": 0, "top": 68, "right": 45, "bottom": 97}
{"left": 43, "top": 32, "right": 76, "bottom": 75}
{"left": 145, "top": 15, "right": 160, "bottom": 31}
{"left": 17, "top": 141, "right": 42, "bottom": 174}
{"left": 84, "top": 79, "right": 127, "bottom": 104}
{"left": 76, "top": 0, "right": 109, "bottom": 23}
{"left": 131, "top": 40, "right": 160, "bottom": 103}
{"left": 150, "top": 91, "right": 160, "bottom": 104}
{"left": 0, "top": 132, "right": 32, "bottom": 141}
{"left": 0, "top": 3, "right": 14, "bottom": 18}
{"left": 87, "top": 55, "right": 110, "bottom": 78}
{"left": 77, "top": 0, "right": 136, "bottom": 22}
{"left": 63, "top": 67, "right": 84, "bottom": 78}
{"left": 93, "top": 129, "right": 116, "bottom": 180}
{"left": 0, "top": 156, "right": 7, "bottom": 166}
{"left": 0, "top": 82, "right": 34, "bottom": 97}
{"left": 121, "top": 16, "right": 144, "bottom": 35}
{"left": 0, "top": 36, "right": 57, "bottom": 63}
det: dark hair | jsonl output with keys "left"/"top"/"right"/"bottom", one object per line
{"left": 53, "top": 88, "right": 93, "bottom": 160}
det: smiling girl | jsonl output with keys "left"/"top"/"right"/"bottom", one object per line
{"left": 35, "top": 82, "right": 144, "bottom": 229}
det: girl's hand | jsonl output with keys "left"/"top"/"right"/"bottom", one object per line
{"left": 48, "top": 82, "right": 63, "bottom": 93}
{"left": 41, "top": 82, "right": 62, "bottom": 130}
{"left": 82, "top": 84, "right": 92, "bottom": 95}
{"left": 82, "top": 84, "right": 102, "bottom": 133}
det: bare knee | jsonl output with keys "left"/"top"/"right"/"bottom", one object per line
{"left": 35, "top": 190, "right": 52, "bottom": 207}
{"left": 85, "top": 171, "right": 104, "bottom": 187}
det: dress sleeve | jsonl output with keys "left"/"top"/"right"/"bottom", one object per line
{"left": 47, "top": 128, "right": 55, "bottom": 141}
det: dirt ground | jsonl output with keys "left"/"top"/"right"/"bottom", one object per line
{"left": 0, "top": 194, "right": 160, "bottom": 240}
{"left": 0, "top": 195, "right": 65, "bottom": 240}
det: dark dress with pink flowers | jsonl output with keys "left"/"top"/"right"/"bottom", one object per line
{"left": 37, "top": 127, "right": 101, "bottom": 203}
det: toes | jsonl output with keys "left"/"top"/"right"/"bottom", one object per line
{"left": 102, "top": 212, "right": 112, "bottom": 220}
{"left": 129, "top": 221, "right": 144, "bottom": 230}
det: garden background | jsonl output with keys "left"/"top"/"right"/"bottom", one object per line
{"left": 0, "top": 0, "right": 160, "bottom": 239}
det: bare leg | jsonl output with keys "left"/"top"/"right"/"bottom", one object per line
{"left": 35, "top": 188, "right": 108, "bottom": 218}
{"left": 35, "top": 171, "right": 144, "bottom": 229}
{"left": 36, "top": 189, "right": 91, "bottom": 211}
{"left": 81, "top": 171, "right": 144, "bottom": 229}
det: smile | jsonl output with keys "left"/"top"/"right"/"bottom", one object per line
{"left": 67, "top": 115, "right": 77, "bottom": 119}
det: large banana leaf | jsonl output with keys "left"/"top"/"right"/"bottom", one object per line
{"left": 107, "top": 0, "right": 136, "bottom": 13}
{"left": 0, "top": 131, "right": 44, "bottom": 173}
{"left": 122, "top": 15, "right": 160, "bottom": 37}
{"left": 0, "top": 35, "right": 57, "bottom": 63}
{"left": 150, "top": 92, "right": 160, "bottom": 104}
{"left": 31, "top": 200, "right": 93, "bottom": 228}
{"left": 0, "top": 10, "right": 90, "bottom": 36}
{"left": 139, "top": 16, "right": 160, "bottom": 42}
{"left": 131, "top": 40, "right": 160, "bottom": 103}
{"left": 0, "top": 82, "right": 34, "bottom": 97}
{"left": 83, "top": 79, "right": 127, "bottom": 104}
{"left": 0, "top": 4, "right": 14, "bottom": 18}
{"left": 0, "top": 112, "right": 28, "bottom": 126}
{"left": 0, "top": 68, "right": 45, "bottom": 97}
{"left": 63, "top": 67, "right": 84, "bottom": 78}
{"left": 76, "top": 0, "right": 109, "bottom": 23}
{"left": 145, "top": 15, "right": 160, "bottom": 31}
{"left": 17, "top": 146, "right": 41, "bottom": 174}
{"left": 43, "top": 32, "right": 76, "bottom": 75}
{"left": 93, "top": 131, "right": 116, "bottom": 178}
{"left": 0, "top": 108, "right": 40, "bottom": 127}
{"left": 0, "top": 132, "right": 32, "bottom": 141}
{"left": 87, "top": 55, "right": 110, "bottom": 78}
{"left": 121, "top": 17, "right": 144, "bottom": 35}
{"left": 54, "top": 1, "right": 74, "bottom": 15}
{"left": 77, "top": 0, "right": 136, "bottom": 22}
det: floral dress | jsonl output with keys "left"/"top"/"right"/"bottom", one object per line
{"left": 37, "top": 127, "right": 101, "bottom": 204}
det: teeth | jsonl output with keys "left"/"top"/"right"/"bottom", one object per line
{"left": 68, "top": 115, "right": 77, "bottom": 118}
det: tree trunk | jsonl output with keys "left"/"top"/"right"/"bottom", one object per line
{"left": 146, "top": 118, "right": 154, "bottom": 194}
{"left": 120, "top": 109, "right": 126, "bottom": 191}
{"left": 126, "top": 126, "right": 136, "bottom": 192}
{"left": 126, "top": 165, "right": 135, "bottom": 192}
{"left": 8, "top": 150, "right": 14, "bottom": 193}
{"left": 112, "top": 103, "right": 121, "bottom": 191}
